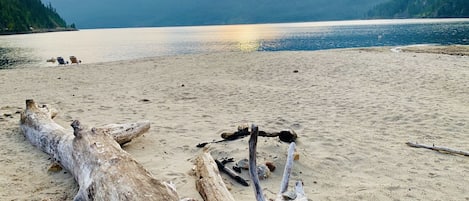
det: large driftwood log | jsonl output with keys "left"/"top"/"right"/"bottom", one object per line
{"left": 195, "top": 150, "right": 236, "bottom": 201}
{"left": 20, "top": 100, "right": 180, "bottom": 201}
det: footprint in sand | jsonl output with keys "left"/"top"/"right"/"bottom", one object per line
{"left": 290, "top": 122, "right": 303, "bottom": 130}
{"left": 163, "top": 171, "right": 188, "bottom": 187}
{"left": 99, "top": 105, "right": 112, "bottom": 110}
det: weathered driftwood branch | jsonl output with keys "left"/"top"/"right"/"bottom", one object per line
{"left": 275, "top": 143, "right": 307, "bottom": 201}
{"left": 20, "top": 100, "right": 180, "bottom": 201}
{"left": 278, "top": 142, "right": 296, "bottom": 196}
{"left": 249, "top": 124, "right": 267, "bottom": 201}
{"left": 197, "top": 126, "right": 297, "bottom": 148}
{"left": 293, "top": 181, "right": 307, "bottom": 201}
{"left": 406, "top": 142, "right": 469, "bottom": 156}
{"left": 99, "top": 121, "right": 150, "bottom": 146}
{"left": 222, "top": 128, "right": 298, "bottom": 143}
{"left": 195, "top": 150, "right": 236, "bottom": 201}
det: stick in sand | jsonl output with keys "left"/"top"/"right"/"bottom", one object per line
{"left": 278, "top": 142, "right": 296, "bottom": 195}
{"left": 214, "top": 159, "right": 250, "bottom": 186}
{"left": 249, "top": 124, "right": 267, "bottom": 201}
{"left": 406, "top": 142, "right": 469, "bottom": 156}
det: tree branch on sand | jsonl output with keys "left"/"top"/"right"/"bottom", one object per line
{"left": 406, "top": 142, "right": 469, "bottom": 157}
{"left": 20, "top": 99, "right": 184, "bottom": 201}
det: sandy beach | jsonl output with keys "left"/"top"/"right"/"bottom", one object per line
{"left": 0, "top": 46, "right": 468, "bottom": 200}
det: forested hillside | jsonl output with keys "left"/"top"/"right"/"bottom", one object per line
{"left": 42, "top": 0, "right": 388, "bottom": 28}
{"left": 0, "top": 0, "right": 72, "bottom": 34}
{"left": 367, "top": 0, "right": 469, "bottom": 18}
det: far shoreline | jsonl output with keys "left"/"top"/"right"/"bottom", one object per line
{"left": 0, "top": 28, "right": 78, "bottom": 36}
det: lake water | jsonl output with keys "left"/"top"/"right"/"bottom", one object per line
{"left": 1, "top": 18, "right": 468, "bottom": 69}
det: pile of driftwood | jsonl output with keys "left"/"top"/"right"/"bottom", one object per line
{"left": 248, "top": 125, "right": 307, "bottom": 201}
{"left": 194, "top": 124, "right": 307, "bottom": 201}
{"left": 20, "top": 99, "right": 307, "bottom": 201}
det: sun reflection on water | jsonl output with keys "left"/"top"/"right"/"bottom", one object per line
{"left": 210, "top": 24, "right": 279, "bottom": 52}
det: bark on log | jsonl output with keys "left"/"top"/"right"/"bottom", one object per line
{"left": 20, "top": 99, "right": 180, "bottom": 201}
{"left": 406, "top": 142, "right": 469, "bottom": 156}
{"left": 195, "top": 150, "right": 236, "bottom": 201}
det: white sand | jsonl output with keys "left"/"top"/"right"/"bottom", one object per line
{"left": 0, "top": 47, "right": 468, "bottom": 200}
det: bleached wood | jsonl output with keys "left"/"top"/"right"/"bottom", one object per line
{"left": 98, "top": 121, "right": 150, "bottom": 146}
{"left": 275, "top": 142, "right": 309, "bottom": 201}
{"left": 20, "top": 99, "right": 180, "bottom": 201}
{"left": 406, "top": 142, "right": 469, "bottom": 156}
{"left": 195, "top": 150, "right": 236, "bottom": 201}
{"left": 248, "top": 124, "right": 267, "bottom": 201}
{"left": 278, "top": 142, "right": 296, "bottom": 196}
{"left": 293, "top": 180, "right": 308, "bottom": 201}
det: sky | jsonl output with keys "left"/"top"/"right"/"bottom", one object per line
{"left": 41, "top": 0, "right": 389, "bottom": 29}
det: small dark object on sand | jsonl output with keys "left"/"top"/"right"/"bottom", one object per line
{"left": 278, "top": 130, "right": 297, "bottom": 143}
{"left": 293, "top": 70, "right": 299, "bottom": 73}
{"left": 265, "top": 161, "right": 276, "bottom": 172}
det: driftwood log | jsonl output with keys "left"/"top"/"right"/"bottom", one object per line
{"left": 20, "top": 100, "right": 181, "bottom": 201}
{"left": 195, "top": 150, "right": 236, "bottom": 201}
{"left": 406, "top": 142, "right": 469, "bottom": 156}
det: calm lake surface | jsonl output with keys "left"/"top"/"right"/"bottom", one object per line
{"left": 1, "top": 18, "right": 468, "bottom": 69}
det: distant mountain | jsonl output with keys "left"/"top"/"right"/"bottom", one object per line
{"left": 0, "top": 0, "right": 73, "bottom": 34}
{"left": 41, "top": 0, "right": 388, "bottom": 29}
{"left": 367, "top": 0, "right": 469, "bottom": 18}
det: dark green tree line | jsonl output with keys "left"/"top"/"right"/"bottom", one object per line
{"left": 0, "top": 0, "right": 70, "bottom": 33}
{"left": 367, "top": 0, "right": 469, "bottom": 18}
